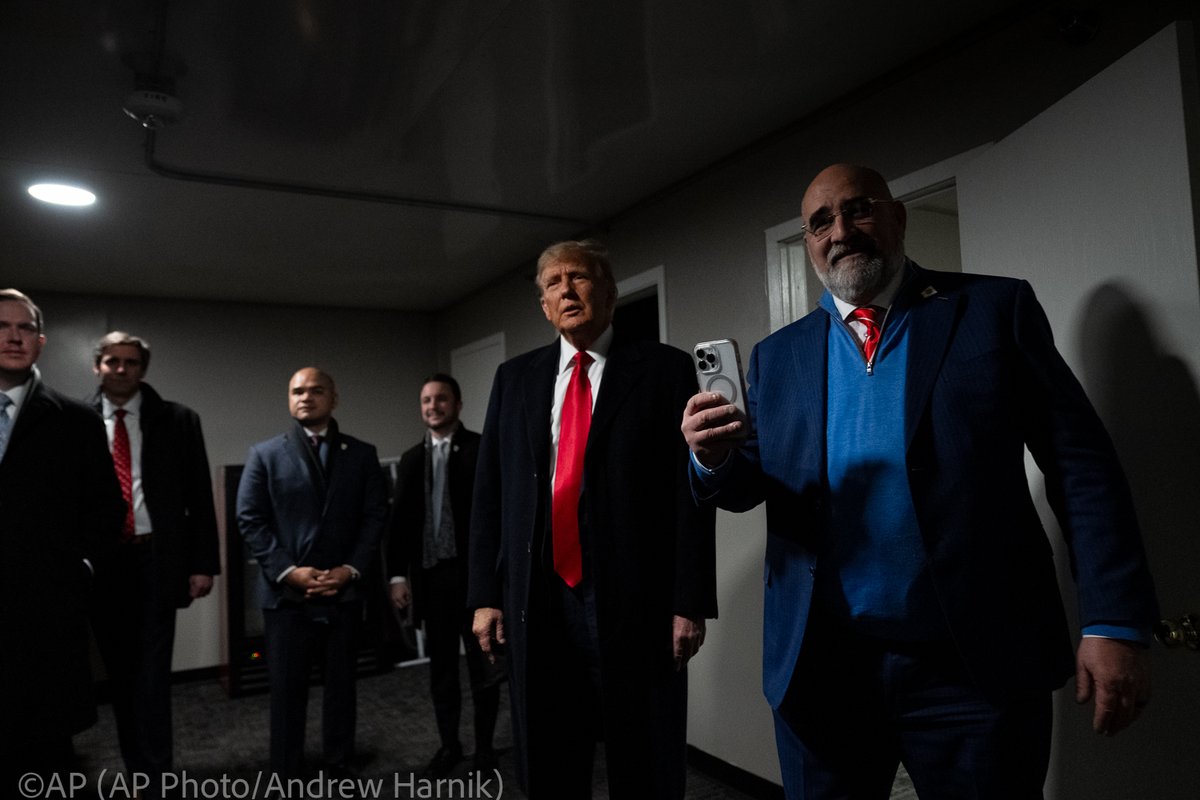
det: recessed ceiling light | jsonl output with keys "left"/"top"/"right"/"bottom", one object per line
{"left": 28, "top": 183, "right": 96, "bottom": 206}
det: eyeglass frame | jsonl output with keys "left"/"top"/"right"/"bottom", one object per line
{"left": 801, "top": 196, "right": 898, "bottom": 241}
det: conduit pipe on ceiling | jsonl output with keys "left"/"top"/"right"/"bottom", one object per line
{"left": 141, "top": 129, "right": 589, "bottom": 225}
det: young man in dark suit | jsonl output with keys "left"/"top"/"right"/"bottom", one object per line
{"left": 682, "top": 164, "right": 1158, "bottom": 799}
{"left": 0, "top": 289, "right": 124, "bottom": 781}
{"left": 387, "top": 373, "right": 501, "bottom": 776}
{"left": 236, "top": 367, "right": 388, "bottom": 779}
{"left": 87, "top": 331, "right": 220, "bottom": 798}
{"left": 469, "top": 241, "right": 717, "bottom": 798}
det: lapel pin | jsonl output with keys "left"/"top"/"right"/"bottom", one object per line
{"left": 340, "top": 443, "right": 348, "bottom": 450}
{"left": 920, "top": 286, "right": 938, "bottom": 299}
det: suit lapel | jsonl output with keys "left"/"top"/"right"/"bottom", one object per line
{"left": 287, "top": 423, "right": 327, "bottom": 497}
{"left": 4, "top": 377, "right": 53, "bottom": 464}
{"left": 789, "top": 313, "right": 830, "bottom": 472}
{"left": 523, "top": 343, "right": 558, "bottom": 476}
{"left": 902, "top": 270, "right": 961, "bottom": 449}
{"left": 588, "top": 342, "right": 642, "bottom": 445}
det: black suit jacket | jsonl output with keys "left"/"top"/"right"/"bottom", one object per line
{"left": 385, "top": 427, "right": 479, "bottom": 623}
{"left": 88, "top": 382, "right": 221, "bottom": 607}
{"left": 0, "top": 373, "right": 125, "bottom": 739}
{"left": 469, "top": 336, "right": 717, "bottom": 785}
{"left": 237, "top": 419, "right": 388, "bottom": 609}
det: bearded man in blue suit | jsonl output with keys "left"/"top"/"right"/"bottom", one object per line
{"left": 237, "top": 367, "right": 388, "bottom": 779}
{"left": 682, "top": 164, "right": 1158, "bottom": 800}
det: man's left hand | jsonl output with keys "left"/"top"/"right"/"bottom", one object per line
{"left": 188, "top": 574, "right": 214, "bottom": 599}
{"left": 1075, "top": 636, "right": 1151, "bottom": 736}
{"left": 308, "top": 566, "right": 352, "bottom": 598}
{"left": 673, "top": 615, "right": 706, "bottom": 672}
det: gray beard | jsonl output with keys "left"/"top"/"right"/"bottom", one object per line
{"left": 820, "top": 249, "right": 905, "bottom": 304}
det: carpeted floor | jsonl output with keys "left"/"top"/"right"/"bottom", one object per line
{"left": 72, "top": 661, "right": 916, "bottom": 799}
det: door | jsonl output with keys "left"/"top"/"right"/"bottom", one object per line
{"left": 958, "top": 22, "right": 1199, "bottom": 800}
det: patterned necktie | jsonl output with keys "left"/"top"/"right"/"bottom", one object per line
{"left": 0, "top": 393, "right": 12, "bottom": 462}
{"left": 112, "top": 408, "right": 135, "bottom": 540}
{"left": 552, "top": 351, "right": 594, "bottom": 587}
{"left": 850, "top": 306, "right": 883, "bottom": 363}
{"left": 431, "top": 439, "right": 448, "bottom": 533}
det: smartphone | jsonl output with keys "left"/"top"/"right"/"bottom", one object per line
{"left": 694, "top": 339, "right": 747, "bottom": 415}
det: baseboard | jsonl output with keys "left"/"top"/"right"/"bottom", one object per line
{"left": 687, "top": 745, "right": 784, "bottom": 799}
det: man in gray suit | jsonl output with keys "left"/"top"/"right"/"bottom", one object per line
{"left": 236, "top": 367, "right": 388, "bottom": 779}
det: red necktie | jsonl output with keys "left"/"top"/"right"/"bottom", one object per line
{"left": 552, "top": 351, "right": 593, "bottom": 587}
{"left": 850, "top": 306, "right": 883, "bottom": 363}
{"left": 112, "top": 408, "right": 135, "bottom": 541}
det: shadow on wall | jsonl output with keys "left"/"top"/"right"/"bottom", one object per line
{"left": 1048, "top": 280, "right": 1200, "bottom": 800}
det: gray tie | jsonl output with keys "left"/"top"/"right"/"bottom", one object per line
{"left": 431, "top": 439, "right": 448, "bottom": 532}
{"left": 0, "top": 393, "right": 12, "bottom": 462}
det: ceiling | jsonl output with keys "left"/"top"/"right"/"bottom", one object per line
{"left": 0, "top": 0, "right": 1036, "bottom": 311}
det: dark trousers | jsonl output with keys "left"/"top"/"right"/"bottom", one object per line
{"left": 773, "top": 614, "right": 1052, "bottom": 800}
{"left": 263, "top": 601, "right": 361, "bottom": 778}
{"left": 524, "top": 575, "right": 687, "bottom": 800}
{"left": 423, "top": 559, "right": 501, "bottom": 752}
{"left": 91, "top": 542, "right": 177, "bottom": 798}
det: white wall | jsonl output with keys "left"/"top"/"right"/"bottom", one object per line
{"left": 958, "top": 24, "right": 1200, "bottom": 799}
{"left": 31, "top": 292, "right": 436, "bottom": 672}
{"left": 435, "top": 6, "right": 1200, "bottom": 790}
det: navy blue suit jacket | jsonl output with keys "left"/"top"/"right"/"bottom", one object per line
{"left": 699, "top": 264, "right": 1158, "bottom": 707}
{"left": 236, "top": 419, "right": 388, "bottom": 609}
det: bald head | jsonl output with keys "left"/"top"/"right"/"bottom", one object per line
{"left": 288, "top": 367, "right": 338, "bottom": 430}
{"left": 802, "top": 164, "right": 894, "bottom": 215}
{"left": 801, "top": 163, "right": 907, "bottom": 305}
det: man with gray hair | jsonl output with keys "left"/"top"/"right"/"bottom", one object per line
{"left": 0, "top": 289, "right": 124, "bottom": 781}
{"left": 470, "top": 240, "right": 716, "bottom": 798}
{"left": 87, "top": 330, "right": 220, "bottom": 798}
{"left": 682, "top": 164, "right": 1158, "bottom": 798}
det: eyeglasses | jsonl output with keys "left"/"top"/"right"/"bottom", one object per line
{"left": 802, "top": 197, "right": 895, "bottom": 241}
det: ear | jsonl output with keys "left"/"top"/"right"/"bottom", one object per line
{"left": 540, "top": 295, "right": 552, "bottom": 322}
{"left": 892, "top": 200, "right": 908, "bottom": 233}
{"left": 331, "top": 391, "right": 340, "bottom": 411}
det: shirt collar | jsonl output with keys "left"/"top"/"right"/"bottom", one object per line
{"left": 557, "top": 325, "right": 614, "bottom": 374}
{"left": 427, "top": 422, "right": 460, "bottom": 447}
{"left": 1, "top": 371, "right": 34, "bottom": 415}
{"left": 102, "top": 387, "right": 143, "bottom": 419}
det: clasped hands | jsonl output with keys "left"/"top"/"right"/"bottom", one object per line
{"left": 285, "top": 565, "right": 352, "bottom": 598}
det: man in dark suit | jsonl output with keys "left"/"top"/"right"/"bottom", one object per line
{"left": 682, "top": 164, "right": 1159, "bottom": 799}
{"left": 0, "top": 289, "right": 124, "bottom": 781}
{"left": 87, "top": 331, "right": 220, "bottom": 797}
{"left": 236, "top": 367, "right": 388, "bottom": 779}
{"left": 469, "top": 240, "right": 717, "bottom": 799}
{"left": 387, "top": 373, "right": 501, "bottom": 776}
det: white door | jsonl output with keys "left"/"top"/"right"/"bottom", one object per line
{"left": 450, "top": 333, "right": 505, "bottom": 434}
{"left": 958, "top": 22, "right": 1199, "bottom": 800}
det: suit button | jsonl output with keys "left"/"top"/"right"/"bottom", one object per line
{"left": 520, "top": 610, "right": 527, "bottom": 623}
